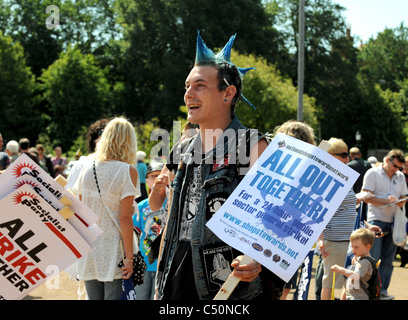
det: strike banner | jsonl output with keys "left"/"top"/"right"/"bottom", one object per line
{"left": 206, "top": 133, "right": 359, "bottom": 283}
{"left": 0, "top": 184, "right": 93, "bottom": 300}
{"left": 0, "top": 154, "right": 102, "bottom": 245}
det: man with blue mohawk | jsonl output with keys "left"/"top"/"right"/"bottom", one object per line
{"left": 153, "top": 31, "right": 285, "bottom": 300}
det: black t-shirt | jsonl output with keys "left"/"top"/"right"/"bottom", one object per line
{"left": 162, "top": 241, "right": 199, "bottom": 300}
{"left": 163, "top": 141, "right": 203, "bottom": 300}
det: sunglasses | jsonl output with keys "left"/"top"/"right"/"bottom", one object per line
{"left": 332, "top": 152, "right": 349, "bottom": 159}
{"left": 390, "top": 160, "right": 403, "bottom": 171}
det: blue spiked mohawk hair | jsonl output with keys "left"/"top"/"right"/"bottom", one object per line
{"left": 194, "top": 31, "right": 256, "bottom": 110}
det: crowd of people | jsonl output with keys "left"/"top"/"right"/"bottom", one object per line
{"left": 1, "top": 31, "right": 407, "bottom": 301}
{"left": 0, "top": 133, "right": 68, "bottom": 179}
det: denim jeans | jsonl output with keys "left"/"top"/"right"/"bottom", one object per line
{"left": 368, "top": 220, "right": 397, "bottom": 294}
{"left": 314, "top": 253, "right": 323, "bottom": 300}
{"left": 84, "top": 279, "right": 123, "bottom": 300}
{"left": 135, "top": 271, "right": 156, "bottom": 300}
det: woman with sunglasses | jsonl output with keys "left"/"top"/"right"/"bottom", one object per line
{"left": 318, "top": 137, "right": 358, "bottom": 300}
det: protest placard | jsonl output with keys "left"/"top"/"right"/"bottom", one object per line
{"left": 0, "top": 184, "right": 93, "bottom": 300}
{"left": 0, "top": 153, "right": 104, "bottom": 299}
{"left": 207, "top": 133, "right": 359, "bottom": 283}
{"left": 0, "top": 153, "right": 102, "bottom": 244}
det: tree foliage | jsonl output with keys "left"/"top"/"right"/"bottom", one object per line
{"left": 357, "top": 81, "right": 406, "bottom": 151}
{"left": 39, "top": 46, "right": 110, "bottom": 151}
{"left": 233, "top": 50, "right": 318, "bottom": 134}
{"left": 270, "top": 0, "right": 359, "bottom": 143}
{"left": 358, "top": 24, "right": 408, "bottom": 92}
{"left": 2, "top": 0, "right": 62, "bottom": 77}
{"left": 0, "top": 33, "right": 38, "bottom": 142}
{"left": 116, "top": 0, "right": 284, "bottom": 128}
{"left": 271, "top": 0, "right": 347, "bottom": 78}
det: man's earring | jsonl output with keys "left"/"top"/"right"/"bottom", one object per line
{"left": 224, "top": 99, "right": 228, "bottom": 102}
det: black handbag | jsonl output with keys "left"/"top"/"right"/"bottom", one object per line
{"left": 93, "top": 160, "right": 147, "bottom": 286}
{"left": 118, "top": 247, "right": 147, "bottom": 286}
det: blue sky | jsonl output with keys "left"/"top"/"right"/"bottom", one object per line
{"left": 332, "top": 0, "right": 408, "bottom": 42}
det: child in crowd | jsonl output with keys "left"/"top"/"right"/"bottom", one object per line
{"left": 330, "top": 228, "right": 376, "bottom": 300}
{"left": 133, "top": 161, "right": 167, "bottom": 300}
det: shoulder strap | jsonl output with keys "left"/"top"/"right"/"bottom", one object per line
{"left": 93, "top": 160, "right": 102, "bottom": 196}
{"left": 93, "top": 160, "right": 122, "bottom": 233}
{"left": 358, "top": 256, "right": 379, "bottom": 299}
{"left": 360, "top": 256, "right": 377, "bottom": 269}
{"left": 93, "top": 160, "right": 139, "bottom": 253}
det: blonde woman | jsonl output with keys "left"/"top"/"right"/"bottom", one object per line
{"left": 74, "top": 117, "right": 140, "bottom": 300}
{"left": 318, "top": 137, "right": 357, "bottom": 300}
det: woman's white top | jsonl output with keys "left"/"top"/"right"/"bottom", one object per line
{"left": 74, "top": 160, "right": 140, "bottom": 281}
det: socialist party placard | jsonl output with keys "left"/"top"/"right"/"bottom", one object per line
{"left": 0, "top": 153, "right": 102, "bottom": 245}
{"left": 206, "top": 133, "right": 358, "bottom": 282}
{"left": 0, "top": 185, "right": 93, "bottom": 300}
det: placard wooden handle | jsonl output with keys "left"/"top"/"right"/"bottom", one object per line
{"left": 55, "top": 175, "right": 74, "bottom": 219}
{"left": 55, "top": 174, "right": 68, "bottom": 187}
{"left": 213, "top": 254, "right": 253, "bottom": 300}
{"left": 58, "top": 206, "right": 75, "bottom": 219}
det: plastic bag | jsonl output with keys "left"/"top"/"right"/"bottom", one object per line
{"left": 393, "top": 206, "right": 407, "bottom": 246}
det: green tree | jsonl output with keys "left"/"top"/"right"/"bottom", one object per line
{"left": 0, "top": 33, "right": 38, "bottom": 142}
{"left": 398, "top": 80, "right": 408, "bottom": 149}
{"left": 2, "top": 0, "right": 62, "bottom": 77}
{"left": 270, "top": 0, "right": 373, "bottom": 147}
{"left": 116, "top": 0, "right": 284, "bottom": 128}
{"left": 379, "top": 79, "right": 408, "bottom": 150}
{"left": 357, "top": 81, "right": 406, "bottom": 151}
{"left": 0, "top": 2, "right": 11, "bottom": 31}
{"left": 358, "top": 24, "right": 408, "bottom": 92}
{"left": 356, "top": 25, "right": 408, "bottom": 152}
{"left": 270, "top": 0, "right": 347, "bottom": 79}
{"left": 57, "top": 0, "right": 122, "bottom": 53}
{"left": 39, "top": 46, "right": 110, "bottom": 151}
{"left": 314, "top": 36, "right": 363, "bottom": 145}
{"left": 229, "top": 51, "right": 318, "bottom": 135}
{"left": 2, "top": 0, "right": 123, "bottom": 75}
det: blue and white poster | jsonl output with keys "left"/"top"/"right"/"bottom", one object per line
{"left": 206, "top": 133, "right": 359, "bottom": 282}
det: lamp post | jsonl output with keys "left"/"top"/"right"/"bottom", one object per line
{"left": 297, "top": 0, "right": 305, "bottom": 121}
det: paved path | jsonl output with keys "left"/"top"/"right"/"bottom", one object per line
{"left": 22, "top": 256, "right": 408, "bottom": 300}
